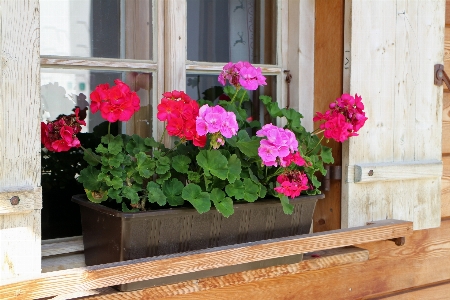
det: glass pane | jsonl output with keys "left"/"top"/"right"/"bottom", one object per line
{"left": 41, "top": 68, "right": 153, "bottom": 239}
{"left": 186, "top": 74, "right": 276, "bottom": 125}
{"left": 187, "top": 0, "right": 277, "bottom": 64}
{"left": 40, "top": 0, "right": 153, "bottom": 60}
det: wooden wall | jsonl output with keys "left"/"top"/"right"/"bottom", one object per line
{"left": 442, "top": 1, "right": 450, "bottom": 218}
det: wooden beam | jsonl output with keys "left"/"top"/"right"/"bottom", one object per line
{"left": 40, "top": 57, "right": 157, "bottom": 71}
{"left": 365, "top": 279, "right": 450, "bottom": 300}
{"left": 0, "top": 219, "right": 411, "bottom": 300}
{"left": 69, "top": 247, "right": 369, "bottom": 300}
{"left": 0, "top": 187, "right": 41, "bottom": 215}
{"left": 348, "top": 160, "right": 443, "bottom": 183}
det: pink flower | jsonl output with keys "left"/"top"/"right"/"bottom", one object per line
{"left": 256, "top": 124, "right": 298, "bottom": 166}
{"left": 195, "top": 104, "right": 238, "bottom": 147}
{"left": 280, "top": 152, "right": 306, "bottom": 167}
{"left": 218, "top": 61, "right": 267, "bottom": 90}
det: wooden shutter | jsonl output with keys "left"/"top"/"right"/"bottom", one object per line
{"left": 342, "top": 0, "right": 445, "bottom": 230}
{"left": 0, "top": 0, "right": 41, "bottom": 279}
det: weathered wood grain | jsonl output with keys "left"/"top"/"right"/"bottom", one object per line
{"left": 78, "top": 247, "right": 369, "bottom": 300}
{"left": 0, "top": 187, "right": 41, "bottom": 215}
{"left": 342, "top": 0, "right": 444, "bottom": 230}
{"left": 352, "top": 160, "right": 443, "bottom": 183}
{"left": 442, "top": 156, "right": 450, "bottom": 218}
{"left": 365, "top": 279, "right": 450, "bottom": 299}
{"left": 42, "top": 254, "right": 85, "bottom": 273}
{"left": 443, "top": 92, "right": 450, "bottom": 153}
{"left": 80, "top": 218, "right": 450, "bottom": 300}
{"left": 40, "top": 57, "right": 157, "bottom": 71}
{"left": 313, "top": 0, "right": 344, "bottom": 233}
{"left": 0, "top": 0, "right": 41, "bottom": 281}
{"left": 0, "top": 219, "right": 411, "bottom": 299}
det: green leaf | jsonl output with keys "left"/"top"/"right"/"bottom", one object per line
{"left": 121, "top": 203, "right": 139, "bottom": 213}
{"left": 78, "top": 166, "right": 102, "bottom": 191}
{"left": 136, "top": 152, "right": 156, "bottom": 178}
{"left": 85, "top": 189, "right": 108, "bottom": 203}
{"left": 95, "top": 144, "right": 108, "bottom": 154}
{"left": 182, "top": 183, "right": 211, "bottom": 213}
{"left": 225, "top": 180, "right": 245, "bottom": 200}
{"left": 196, "top": 150, "right": 228, "bottom": 180}
{"left": 156, "top": 171, "right": 171, "bottom": 184}
{"left": 107, "top": 153, "right": 125, "bottom": 168}
{"left": 260, "top": 95, "right": 283, "bottom": 118}
{"left": 156, "top": 155, "right": 171, "bottom": 174}
{"left": 278, "top": 195, "right": 294, "bottom": 214}
{"left": 83, "top": 148, "right": 100, "bottom": 166}
{"left": 144, "top": 137, "right": 161, "bottom": 148}
{"left": 321, "top": 145, "right": 334, "bottom": 164}
{"left": 281, "top": 108, "right": 303, "bottom": 128}
{"left": 227, "top": 154, "right": 241, "bottom": 183}
{"left": 147, "top": 182, "right": 167, "bottom": 206}
{"left": 162, "top": 178, "right": 185, "bottom": 206}
{"left": 122, "top": 186, "right": 140, "bottom": 204}
{"left": 210, "top": 188, "right": 234, "bottom": 217}
{"left": 187, "top": 171, "right": 201, "bottom": 183}
{"left": 125, "top": 134, "right": 149, "bottom": 154}
{"left": 172, "top": 155, "right": 191, "bottom": 174}
{"left": 236, "top": 139, "right": 260, "bottom": 158}
{"left": 242, "top": 178, "right": 259, "bottom": 202}
{"left": 107, "top": 188, "right": 122, "bottom": 203}
{"left": 107, "top": 135, "right": 124, "bottom": 155}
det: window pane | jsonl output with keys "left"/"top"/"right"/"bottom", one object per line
{"left": 40, "top": 0, "right": 153, "bottom": 60}
{"left": 186, "top": 74, "right": 276, "bottom": 124}
{"left": 41, "top": 68, "right": 153, "bottom": 239}
{"left": 187, "top": 0, "right": 277, "bottom": 64}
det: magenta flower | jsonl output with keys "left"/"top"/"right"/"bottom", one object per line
{"left": 218, "top": 61, "right": 267, "bottom": 90}
{"left": 256, "top": 124, "right": 298, "bottom": 167}
{"left": 196, "top": 104, "right": 239, "bottom": 147}
{"left": 274, "top": 171, "right": 309, "bottom": 198}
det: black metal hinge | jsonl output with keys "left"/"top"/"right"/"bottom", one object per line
{"left": 322, "top": 165, "right": 342, "bottom": 192}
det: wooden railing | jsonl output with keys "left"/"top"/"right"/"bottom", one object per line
{"left": 0, "top": 219, "right": 413, "bottom": 300}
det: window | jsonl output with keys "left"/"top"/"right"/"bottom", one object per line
{"left": 39, "top": 0, "right": 315, "bottom": 240}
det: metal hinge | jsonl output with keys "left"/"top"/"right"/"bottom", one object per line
{"left": 434, "top": 64, "right": 450, "bottom": 89}
{"left": 322, "top": 165, "right": 342, "bottom": 191}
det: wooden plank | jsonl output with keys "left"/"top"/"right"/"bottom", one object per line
{"left": 442, "top": 156, "right": 450, "bottom": 218}
{"left": 0, "top": 219, "right": 412, "bottom": 299}
{"left": 83, "top": 218, "right": 450, "bottom": 300}
{"left": 0, "top": 187, "right": 41, "bottom": 215}
{"left": 79, "top": 247, "right": 369, "bottom": 300}
{"left": 41, "top": 236, "right": 83, "bottom": 257}
{"left": 0, "top": 0, "right": 41, "bottom": 280}
{"left": 342, "top": 0, "right": 444, "bottom": 230}
{"left": 446, "top": 0, "right": 450, "bottom": 25}
{"left": 185, "top": 64, "right": 282, "bottom": 74}
{"left": 444, "top": 28, "right": 450, "bottom": 81}
{"left": 352, "top": 160, "right": 443, "bottom": 183}
{"left": 313, "top": 0, "right": 344, "bottom": 233}
{"left": 40, "top": 57, "right": 157, "bottom": 71}
{"left": 443, "top": 92, "right": 450, "bottom": 153}
{"left": 365, "top": 279, "right": 450, "bottom": 300}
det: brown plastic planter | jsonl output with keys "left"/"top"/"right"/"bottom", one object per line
{"left": 73, "top": 194, "right": 324, "bottom": 291}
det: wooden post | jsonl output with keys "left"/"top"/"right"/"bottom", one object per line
{"left": 0, "top": 0, "right": 41, "bottom": 280}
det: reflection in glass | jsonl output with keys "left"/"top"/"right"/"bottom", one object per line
{"left": 41, "top": 69, "right": 153, "bottom": 239}
{"left": 187, "top": 0, "right": 277, "bottom": 64}
{"left": 40, "top": 0, "right": 153, "bottom": 60}
{"left": 186, "top": 74, "right": 276, "bottom": 125}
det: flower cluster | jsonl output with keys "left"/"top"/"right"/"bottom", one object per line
{"left": 41, "top": 108, "right": 85, "bottom": 152}
{"left": 218, "top": 61, "right": 266, "bottom": 91}
{"left": 274, "top": 171, "right": 309, "bottom": 199}
{"left": 256, "top": 124, "right": 299, "bottom": 167}
{"left": 313, "top": 93, "right": 367, "bottom": 142}
{"left": 157, "top": 90, "right": 206, "bottom": 147}
{"left": 90, "top": 79, "right": 140, "bottom": 123}
{"left": 196, "top": 104, "right": 239, "bottom": 149}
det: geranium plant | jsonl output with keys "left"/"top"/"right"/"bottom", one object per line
{"left": 41, "top": 61, "right": 367, "bottom": 217}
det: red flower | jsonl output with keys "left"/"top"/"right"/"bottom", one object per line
{"left": 274, "top": 171, "right": 309, "bottom": 198}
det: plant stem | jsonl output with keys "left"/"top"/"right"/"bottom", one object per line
{"left": 311, "top": 128, "right": 325, "bottom": 135}
{"left": 159, "top": 127, "right": 167, "bottom": 144}
{"left": 306, "top": 135, "right": 325, "bottom": 155}
{"left": 238, "top": 90, "right": 246, "bottom": 106}
{"left": 230, "top": 87, "right": 241, "bottom": 103}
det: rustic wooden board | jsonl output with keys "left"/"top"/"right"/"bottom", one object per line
{"left": 78, "top": 218, "right": 450, "bottom": 300}
{"left": 443, "top": 93, "right": 450, "bottom": 153}
{"left": 442, "top": 156, "right": 450, "bottom": 218}
{"left": 0, "top": 0, "right": 41, "bottom": 280}
{"left": 0, "top": 187, "right": 41, "bottom": 215}
{"left": 78, "top": 247, "right": 369, "bottom": 300}
{"left": 352, "top": 160, "right": 443, "bottom": 183}
{"left": 42, "top": 254, "right": 86, "bottom": 273}
{"left": 41, "top": 236, "right": 84, "bottom": 257}
{"left": 0, "top": 220, "right": 412, "bottom": 299}
{"left": 365, "top": 279, "right": 450, "bottom": 299}
{"left": 342, "top": 0, "right": 444, "bottom": 230}
{"left": 313, "top": 0, "right": 344, "bottom": 233}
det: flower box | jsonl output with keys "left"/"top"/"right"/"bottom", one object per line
{"left": 73, "top": 193, "right": 324, "bottom": 291}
